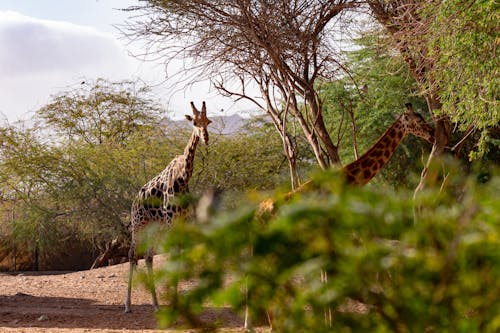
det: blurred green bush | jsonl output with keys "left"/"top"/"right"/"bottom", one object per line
{"left": 143, "top": 166, "right": 500, "bottom": 332}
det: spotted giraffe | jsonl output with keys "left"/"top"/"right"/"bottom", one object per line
{"left": 125, "top": 101, "right": 211, "bottom": 313}
{"left": 258, "top": 103, "right": 435, "bottom": 214}
{"left": 343, "top": 103, "right": 434, "bottom": 185}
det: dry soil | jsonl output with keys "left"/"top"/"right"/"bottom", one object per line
{"left": 0, "top": 256, "right": 255, "bottom": 333}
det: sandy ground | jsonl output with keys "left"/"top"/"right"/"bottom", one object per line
{"left": 0, "top": 256, "right": 256, "bottom": 333}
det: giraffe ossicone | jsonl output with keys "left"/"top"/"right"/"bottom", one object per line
{"left": 125, "top": 101, "right": 211, "bottom": 313}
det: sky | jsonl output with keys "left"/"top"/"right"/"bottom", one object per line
{"left": 0, "top": 0, "right": 252, "bottom": 122}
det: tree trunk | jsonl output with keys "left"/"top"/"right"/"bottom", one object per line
{"left": 315, "top": 117, "right": 341, "bottom": 166}
{"left": 284, "top": 143, "right": 300, "bottom": 190}
{"left": 290, "top": 105, "right": 328, "bottom": 170}
{"left": 273, "top": 120, "right": 301, "bottom": 190}
{"left": 11, "top": 208, "right": 17, "bottom": 271}
{"left": 305, "top": 88, "right": 341, "bottom": 167}
{"left": 12, "top": 246, "right": 17, "bottom": 272}
{"left": 33, "top": 244, "right": 39, "bottom": 271}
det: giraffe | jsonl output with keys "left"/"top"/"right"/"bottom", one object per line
{"left": 258, "top": 103, "right": 435, "bottom": 213}
{"left": 343, "top": 103, "right": 434, "bottom": 185}
{"left": 124, "top": 101, "right": 211, "bottom": 313}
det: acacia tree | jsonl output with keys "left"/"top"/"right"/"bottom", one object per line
{"left": 38, "top": 78, "right": 164, "bottom": 145}
{"left": 123, "top": 0, "right": 359, "bottom": 188}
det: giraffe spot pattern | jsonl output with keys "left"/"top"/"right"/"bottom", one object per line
{"left": 361, "top": 159, "right": 372, "bottom": 169}
{"left": 338, "top": 108, "right": 433, "bottom": 187}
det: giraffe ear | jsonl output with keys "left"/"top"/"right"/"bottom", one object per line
{"left": 185, "top": 115, "right": 193, "bottom": 121}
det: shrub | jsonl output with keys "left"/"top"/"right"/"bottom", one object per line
{"left": 146, "top": 167, "right": 500, "bottom": 332}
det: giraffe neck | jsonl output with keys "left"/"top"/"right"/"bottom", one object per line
{"left": 182, "top": 128, "right": 200, "bottom": 180}
{"left": 344, "top": 117, "right": 407, "bottom": 185}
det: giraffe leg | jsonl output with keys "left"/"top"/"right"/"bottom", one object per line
{"left": 321, "top": 269, "right": 332, "bottom": 328}
{"left": 125, "top": 245, "right": 136, "bottom": 313}
{"left": 145, "top": 252, "right": 159, "bottom": 311}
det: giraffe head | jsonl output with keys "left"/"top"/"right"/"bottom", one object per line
{"left": 400, "top": 103, "right": 435, "bottom": 144}
{"left": 185, "top": 101, "right": 212, "bottom": 144}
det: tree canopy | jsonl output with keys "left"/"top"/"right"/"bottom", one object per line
{"left": 427, "top": 0, "right": 499, "bottom": 159}
{"left": 367, "top": 0, "right": 499, "bottom": 193}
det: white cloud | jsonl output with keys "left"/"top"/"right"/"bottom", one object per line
{"left": 0, "top": 11, "right": 132, "bottom": 77}
{"left": 0, "top": 11, "right": 137, "bottom": 119}
{"left": 0, "top": 10, "right": 258, "bottom": 122}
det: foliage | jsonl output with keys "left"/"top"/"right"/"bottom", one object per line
{"left": 37, "top": 78, "right": 164, "bottom": 145}
{"left": 0, "top": 125, "right": 67, "bottom": 266}
{"left": 367, "top": 0, "right": 499, "bottom": 160}
{"left": 0, "top": 80, "right": 172, "bottom": 266}
{"left": 426, "top": 0, "right": 499, "bottom": 159}
{"left": 149, "top": 164, "right": 500, "bottom": 332}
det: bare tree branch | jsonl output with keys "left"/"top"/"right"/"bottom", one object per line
{"left": 121, "top": 1, "right": 362, "bottom": 186}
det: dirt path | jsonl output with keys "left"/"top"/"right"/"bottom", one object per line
{"left": 0, "top": 256, "right": 252, "bottom": 332}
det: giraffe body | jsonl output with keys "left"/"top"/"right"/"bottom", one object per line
{"left": 125, "top": 101, "right": 211, "bottom": 313}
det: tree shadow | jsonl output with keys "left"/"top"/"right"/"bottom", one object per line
{"left": 0, "top": 293, "right": 244, "bottom": 330}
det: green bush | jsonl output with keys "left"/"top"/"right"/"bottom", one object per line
{"left": 147, "top": 167, "right": 500, "bottom": 332}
